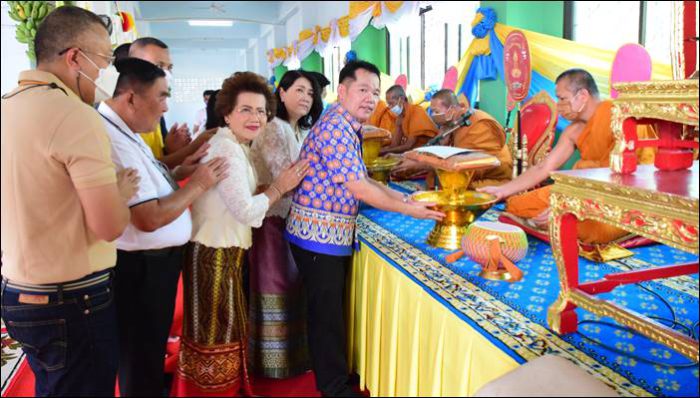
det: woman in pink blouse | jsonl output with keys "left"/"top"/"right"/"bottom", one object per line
{"left": 249, "top": 70, "right": 324, "bottom": 379}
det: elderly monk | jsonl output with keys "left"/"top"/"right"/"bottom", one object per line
{"left": 480, "top": 68, "right": 644, "bottom": 245}
{"left": 394, "top": 89, "right": 512, "bottom": 189}
{"left": 434, "top": 89, "right": 512, "bottom": 187}
{"left": 370, "top": 85, "right": 438, "bottom": 154}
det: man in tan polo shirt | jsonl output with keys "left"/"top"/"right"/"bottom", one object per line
{"left": 1, "top": 6, "right": 138, "bottom": 396}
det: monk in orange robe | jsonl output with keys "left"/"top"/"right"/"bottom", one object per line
{"left": 368, "top": 85, "right": 438, "bottom": 153}
{"left": 433, "top": 89, "right": 512, "bottom": 188}
{"left": 479, "top": 69, "right": 630, "bottom": 245}
{"left": 393, "top": 89, "right": 512, "bottom": 188}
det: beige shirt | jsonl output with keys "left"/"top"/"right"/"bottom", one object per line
{"left": 190, "top": 127, "right": 269, "bottom": 249}
{"left": 1, "top": 70, "right": 118, "bottom": 284}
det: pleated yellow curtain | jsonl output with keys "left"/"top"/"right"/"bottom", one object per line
{"left": 347, "top": 247, "right": 519, "bottom": 397}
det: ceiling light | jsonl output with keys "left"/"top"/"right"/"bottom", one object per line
{"left": 188, "top": 20, "right": 233, "bottom": 27}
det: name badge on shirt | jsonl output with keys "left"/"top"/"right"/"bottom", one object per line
{"left": 155, "top": 159, "right": 180, "bottom": 192}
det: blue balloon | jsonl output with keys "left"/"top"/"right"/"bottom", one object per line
{"left": 345, "top": 50, "right": 358, "bottom": 63}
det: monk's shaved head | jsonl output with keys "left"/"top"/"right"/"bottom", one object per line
{"left": 432, "top": 89, "right": 459, "bottom": 107}
{"left": 386, "top": 85, "right": 407, "bottom": 99}
{"left": 555, "top": 69, "right": 599, "bottom": 98}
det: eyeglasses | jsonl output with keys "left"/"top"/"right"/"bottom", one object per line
{"left": 156, "top": 62, "right": 174, "bottom": 72}
{"left": 58, "top": 47, "right": 116, "bottom": 66}
{"left": 235, "top": 107, "right": 269, "bottom": 120}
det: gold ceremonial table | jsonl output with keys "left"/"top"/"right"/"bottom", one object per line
{"left": 546, "top": 162, "right": 699, "bottom": 361}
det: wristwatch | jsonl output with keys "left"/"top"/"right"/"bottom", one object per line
{"left": 402, "top": 193, "right": 410, "bottom": 203}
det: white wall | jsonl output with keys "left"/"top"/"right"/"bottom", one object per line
{"left": 2, "top": 2, "right": 31, "bottom": 95}
{"left": 165, "top": 48, "right": 246, "bottom": 128}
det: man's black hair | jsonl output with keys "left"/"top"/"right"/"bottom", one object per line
{"left": 35, "top": 6, "right": 108, "bottom": 64}
{"left": 339, "top": 60, "right": 381, "bottom": 85}
{"left": 131, "top": 37, "right": 169, "bottom": 52}
{"left": 113, "top": 57, "right": 166, "bottom": 97}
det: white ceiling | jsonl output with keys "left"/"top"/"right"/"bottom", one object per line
{"left": 134, "top": 1, "right": 291, "bottom": 50}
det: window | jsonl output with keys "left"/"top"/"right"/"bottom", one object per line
{"left": 572, "top": 1, "right": 675, "bottom": 64}
{"left": 424, "top": 1, "right": 479, "bottom": 88}
{"left": 389, "top": 24, "right": 420, "bottom": 87}
{"left": 389, "top": 1, "right": 478, "bottom": 90}
{"left": 322, "top": 39, "right": 351, "bottom": 93}
{"left": 643, "top": 1, "right": 673, "bottom": 63}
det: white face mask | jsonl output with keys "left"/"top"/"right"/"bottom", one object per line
{"left": 78, "top": 52, "right": 120, "bottom": 104}
{"left": 389, "top": 104, "right": 403, "bottom": 116}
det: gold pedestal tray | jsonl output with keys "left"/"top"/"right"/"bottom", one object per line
{"left": 406, "top": 147, "right": 500, "bottom": 250}
{"left": 413, "top": 190, "right": 497, "bottom": 250}
{"left": 367, "top": 157, "right": 400, "bottom": 184}
{"left": 479, "top": 270, "right": 514, "bottom": 281}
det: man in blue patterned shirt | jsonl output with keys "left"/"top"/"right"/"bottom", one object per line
{"left": 286, "top": 61, "right": 444, "bottom": 397}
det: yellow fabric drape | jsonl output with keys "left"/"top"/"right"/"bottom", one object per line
{"left": 338, "top": 15, "right": 351, "bottom": 38}
{"left": 347, "top": 247, "right": 518, "bottom": 397}
{"left": 350, "top": 1, "right": 404, "bottom": 18}
{"left": 493, "top": 23, "right": 673, "bottom": 96}
{"left": 320, "top": 26, "right": 332, "bottom": 43}
{"left": 349, "top": 1, "right": 379, "bottom": 18}
{"left": 299, "top": 28, "right": 315, "bottom": 42}
{"left": 271, "top": 1, "right": 407, "bottom": 65}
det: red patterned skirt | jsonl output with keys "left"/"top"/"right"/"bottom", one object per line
{"left": 173, "top": 242, "right": 252, "bottom": 396}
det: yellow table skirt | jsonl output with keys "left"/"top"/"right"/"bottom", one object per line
{"left": 347, "top": 246, "right": 519, "bottom": 397}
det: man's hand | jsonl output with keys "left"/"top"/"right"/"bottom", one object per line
{"left": 404, "top": 199, "right": 445, "bottom": 221}
{"left": 189, "top": 157, "right": 229, "bottom": 191}
{"left": 477, "top": 185, "right": 509, "bottom": 202}
{"left": 391, "top": 158, "right": 422, "bottom": 177}
{"left": 116, "top": 168, "right": 140, "bottom": 202}
{"left": 165, "top": 122, "right": 192, "bottom": 154}
{"left": 174, "top": 143, "right": 210, "bottom": 180}
{"left": 190, "top": 128, "right": 216, "bottom": 148}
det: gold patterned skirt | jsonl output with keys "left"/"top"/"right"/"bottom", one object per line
{"left": 175, "top": 242, "right": 252, "bottom": 395}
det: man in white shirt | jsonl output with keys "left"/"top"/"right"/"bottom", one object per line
{"left": 193, "top": 89, "right": 213, "bottom": 135}
{"left": 98, "top": 57, "right": 229, "bottom": 396}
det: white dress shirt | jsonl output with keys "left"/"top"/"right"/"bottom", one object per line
{"left": 98, "top": 102, "right": 192, "bottom": 251}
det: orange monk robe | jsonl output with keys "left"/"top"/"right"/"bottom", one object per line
{"left": 368, "top": 100, "right": 438, "bottom": 148}
{"left": 451, "top": 110, "right": 513, "bottom": 188}
{"left": 506, "top": 101, "right": 628, "bottom": 244}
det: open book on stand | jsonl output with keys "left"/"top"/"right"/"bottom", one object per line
{"left": 405, "top": 146, "right": 501, "bottom": 171}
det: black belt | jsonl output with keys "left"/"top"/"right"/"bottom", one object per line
{"left": 2, "top": 269, "right": 112, "bottom": 293}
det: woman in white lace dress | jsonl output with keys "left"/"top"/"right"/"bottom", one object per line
{"left": 248, "top": 70, "right": 324, "bottom": 378}
{"left": 175, "top": 72, "right": 310, "bottom": 396}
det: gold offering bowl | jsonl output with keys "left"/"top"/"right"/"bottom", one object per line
{"left": 366, "top": 157, "right": 400, "bottom": 184}
{"left": 362, "top": 127, "right": 396, "bottom": 184}
{"left": 406, "top": 150, "right": 500, "bottom": 250}
{"left": 413, "top": 184, "right": 497, "bottom": 250}
{"left": 362, "top": 138, "right": 383, "bottom": 164}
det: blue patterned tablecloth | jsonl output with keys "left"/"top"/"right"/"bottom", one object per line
{"left": 355, "top": 182, "right": 699, "bottom": 397}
